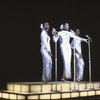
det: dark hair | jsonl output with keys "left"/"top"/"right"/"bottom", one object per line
{"left": 75, "top": 29, "right": 80, "bottom": 32}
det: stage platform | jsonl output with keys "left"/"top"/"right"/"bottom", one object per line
{"left": 0, "top": 81, "right": 100, "bottom": 99}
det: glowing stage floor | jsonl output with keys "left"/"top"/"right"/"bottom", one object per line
{"left": 0, "top": 81, "right": 100, "bottom": 99}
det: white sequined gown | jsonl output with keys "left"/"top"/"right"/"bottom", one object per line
{"left": 53, "top": 30, "right": 82, "bottom": 79}
{"left": 40, "top": 30, "right": 52, "bottom": 82}
{"left": 71, "top": 39, "right": 85, "bottom": 81}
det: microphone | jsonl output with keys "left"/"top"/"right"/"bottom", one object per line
{"left": 52, "top": 28, "right": 58, "bottom": 43}
{"left": 86, "top": 34, "right": 92, "bottom": 41}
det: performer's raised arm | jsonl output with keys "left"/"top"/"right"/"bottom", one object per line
{"left": 69, "top": 30, "right": 88, "bottom": 43}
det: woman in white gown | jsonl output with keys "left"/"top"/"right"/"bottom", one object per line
{"left": 71, "top": 29, "right": 85, "bottom": 81}
{"left": 40, "top": 22, "right": 52, "bottom": 82}
{"left": 52, "top": 23, "right": 87, "bottom": 81}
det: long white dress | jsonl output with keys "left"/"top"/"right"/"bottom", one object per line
{"left": 71, "top": 38, "right": 85, "bottom": 81}
{"left": 40, "top": 30, "right": 52, "bottom": 82}
{"left": 53, "top": 30, "right": 83, "bottom": 79}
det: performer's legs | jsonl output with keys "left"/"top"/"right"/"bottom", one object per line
{"left": 48, "top": 57, "right": 52, "bottom": 81}
{"left": 42, "top": 54, "right": 52, "bottom": 82}
{"left": 63, "top": 60, "right": 71, "bottom": 79}
{"left": 61, "top": 47, "right": 71, "bottom": 80}
{"left": 77, "top": 58, "right": 85, "bottom": 81}
{"left": 42, "top": 55, "right": 47, "bottom": 82}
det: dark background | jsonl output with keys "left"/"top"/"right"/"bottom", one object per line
{"left": 0, "top": 0, "right": 100, "bottom": 89}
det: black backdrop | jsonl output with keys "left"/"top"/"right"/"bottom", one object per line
{"left": 0, "top": 0, "right": 100, "bottom": 88}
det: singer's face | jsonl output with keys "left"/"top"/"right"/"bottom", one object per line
{"left": 75, "top": 29, "right": 80, "bottom": 36}
{"left": 44, "top": 22, "right": 50, "bottom": 30}
{"left": 64, "top": 23, "right": 69, "bottom": 31}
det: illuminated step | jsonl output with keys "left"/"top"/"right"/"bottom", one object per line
{"left": 7, "top": 82, "right": 71, "bottom": 92}
{"left": 7, "top": 82, "right": 100, "bottom": 93}
{"left": 0, "top": 89, "right": 100, "bottom": 100}
{"left": 93, "top": 82, "right": 100, "bottom": 89}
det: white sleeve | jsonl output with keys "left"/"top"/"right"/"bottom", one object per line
{"left": 69, "top": 31, "right": 87, "bottom": 43}
{"left": 69, "top": 32, "right": 82, "bottom": 40}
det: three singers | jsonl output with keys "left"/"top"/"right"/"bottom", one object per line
{"left": 40, "top": 22, "right": 87, "bottom": 82}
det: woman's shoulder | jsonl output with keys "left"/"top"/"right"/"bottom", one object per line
{"left": 41, "top": 30, "right": 46, "bottom": 33}
{"left": 58, "top": 30, "right": 64, "bottom": 34}
{"left": 41, "top": 30, "right": 47, "bottom": 35}
{"left": 58, "top": 30, "right": 69, "bottom": 35}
